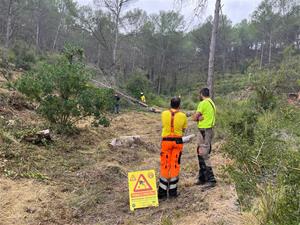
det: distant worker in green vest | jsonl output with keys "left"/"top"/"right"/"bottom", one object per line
{"left": 193, "top": 88, "right": 217, "bottom": 190}
{"left": 140, "top": 92, "right": 146, "bottom": 103}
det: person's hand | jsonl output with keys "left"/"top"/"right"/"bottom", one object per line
{"left": 197, "top": 146, "right": 205, "bottom": 155}
{"left": 193, "top": 113, "right": 203, "bottom": 122}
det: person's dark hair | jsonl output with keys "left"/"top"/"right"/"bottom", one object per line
{"left": 170, "top": 97, "right": 181, "bottom": 109}
{"left": 200, "top": 88, "right": 210, "bottom": 97}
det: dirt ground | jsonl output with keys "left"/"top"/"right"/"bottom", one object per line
{"left": 0, "top": 110, "right": 246, "bottom": 225}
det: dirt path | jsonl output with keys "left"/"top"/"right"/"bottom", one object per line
{"left": 0, "top": 111, "right": 244, "bottom": 225}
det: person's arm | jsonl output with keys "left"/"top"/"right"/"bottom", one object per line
{"left": 192, "top": 112, "right": 203, "bottom": 122}
{"left": 193, "top": 102, "right": 204, "bottom": 122}
{"left": 182, "top": 115, "right": 188, "bottom": 135}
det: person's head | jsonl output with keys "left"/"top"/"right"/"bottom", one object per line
{"left": 199, "top": 88, "right": 210, "bottom": 100}
{"left": 140, "top": 92, "right": 144, "bottom": 96}
{"left": 170, "top": 96, "right": 181, "bottom": 109}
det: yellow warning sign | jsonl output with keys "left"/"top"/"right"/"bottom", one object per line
{"left": 128, "top": 170, "right": 159, "bottom": 211}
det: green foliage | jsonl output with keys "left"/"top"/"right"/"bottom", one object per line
{"left": 247, "top": 49, "right": 300, "bottom": 113}
{"left": 126, "top": 72, "right": 152, "bottom": 98}
{"left": 229, "top": 110, "right": 258, "bottom": 145}
{"left": 221, "top": 96, "right": 300, "bottom": 224}
{"left": 181, "top": 97, "right": 197, "bottom": 110}
{"left": 11, "top": 41, "right": 36, "bottom": 70}
{"left": 16, "top": 46, "right": 113, "bottom": 129}
{"left": 251, "top": 72, "right": 278, "bottom": 111}
{"left": 277, "top": 48, "right": 300, "bottom": 92}
{"left": 215, "top": 74, "right": 250, "bottom": 96}
{"left": 147, "top": 93, "right": 168, "bottom": 107}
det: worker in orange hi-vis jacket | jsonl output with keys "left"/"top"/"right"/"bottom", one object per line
{"left": 158, "top": 96, "right": 187, "bottom": 200}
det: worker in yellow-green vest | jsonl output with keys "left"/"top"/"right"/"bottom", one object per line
{"left": 193, "top": 88, "right": 217, "bottom": 190}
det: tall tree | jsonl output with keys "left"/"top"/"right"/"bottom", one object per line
{"left": 95, "top": 0, "right": 134, "bottom": 67}
{"left": 177, "top": 0, "right": 220, "bottom": 97}
{"left": 252, "top": 0, "right": 278, "bottom": 67}
{"left": 3, "top": 0, "right": 13, "bottom": 63}
{"left": 207, "top": 0, "right": 221, "bottom": 98}
{"left": 52, "top": 0, "right": 77, "bottom": 50}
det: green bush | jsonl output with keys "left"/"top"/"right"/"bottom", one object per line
{"left": 229, "top": 110, "right": 258, "bottom": 145}
{"left": 126, "top": 72, "right": 152, "bottom": 98}
{"left": 221, "top": 97, "right": 300, "bottom": 224}
{"left": 147, "top": 93, "right": 168, "bottom": 108}
{"left": 11, "top": 41, "right": 36, "bottom": 70}
{"left": 17, "top": 45, "right": 113, "bottom": 130}
{"left": 181, "top": 98, "right": 197, "bottom": 110}
{"left": 277, "top": 47, "right": 300, "bottom": 93}
{"left": 250, "top": 71, "right": 278, "bottom": 111}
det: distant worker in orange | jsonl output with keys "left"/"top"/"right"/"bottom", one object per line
{"left": 158, "top": 97, "right": 187, "bottom": 199}
{"left": 140, "top": 92, "right": 146, "bottom": 103}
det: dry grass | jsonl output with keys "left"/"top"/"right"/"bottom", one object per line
{"left": 0, "top": 86, "right": 245, "bottom": 225}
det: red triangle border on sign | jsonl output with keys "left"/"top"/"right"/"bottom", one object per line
{"left": 133, "top": 174, "right": 153, "bottom": 192}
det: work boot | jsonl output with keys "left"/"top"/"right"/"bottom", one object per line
{"left": 201, "top": 167, "right": 216, "bottom": 191}
{"left": 158, "top": 186, "right": 167, "bottom": 200}
{"left": 195, "top": 168, "right": 206, "bottom": 185}
{"left": 196, "top": 155, "right": 207, "bottom": 185}
{"left": 169, "top": 187, "right": 179, "bottom": 198}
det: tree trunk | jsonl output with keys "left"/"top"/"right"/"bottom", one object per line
{"left": 260, "top": 42, "right": 264, "bottom": 69}
{"left": 157, "top": 74, "right": 162, "bottom": 95}
{"left": 35, "top": 0, "right": 41, "bottom": 53}
{"left": 268, "top": 32, "right": 272, "bottom": 65}
{"left": 3, "top": 0, "right": 13, "bottom": 63}
{"left": 53, "top": 20, "right": 62, "bottom": 50}
{"left": 255, "top": 42, "right": 259, "bottom": 60}
{"left": 222, "top": 50, "right": 226, "bottom": 75}
{"left": 113, "top": 23, "right": 118, "bottom": 65}
{"left": 207, "top": 0, "right": 221, "bottom": 99}
{"left": 36, "top": 21, "right": 40, "bottom": 52}
{"left": 97, "top": 43, "right": 101, "bottom": 68}
{"left": 157, "top": 54, "right": 165, "bottom": 95}
{"left": 113, "top": 7, "right": 120, "bottom": 66}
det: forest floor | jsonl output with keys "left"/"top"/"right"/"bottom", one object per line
{"left": 0, "top": 79, "right": 249, "bottom": 225}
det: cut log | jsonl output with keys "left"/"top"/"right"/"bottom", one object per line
{"left": 22, "top": 129, "right": 51, "bottom": 144}
{"left": 109, "top": 134, "right": 195, "bottom": 149}
{"left": 148, "top": 107, "right": 162, "bottom": 113}
{"left": 109, "top": 135, "right": 142, "bottom": 148}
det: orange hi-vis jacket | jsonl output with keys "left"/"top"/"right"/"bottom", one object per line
{"left": 159, "top": 109, "right": 187, "bottom": 193}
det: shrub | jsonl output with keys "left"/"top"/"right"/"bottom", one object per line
{"left": 221, "top": 98, "right": 300, "bottom": 224}
{"left": 11, "top": 41, "right": 36, "bottom": 70}
{"left": 277, "top": 47, "right": 300, "bottom": 93}
{"left": 126, "top": 72, "right": 152, "bottom": 98}
{"left": 250, "top": 71, "right": 278, "bottom": 111}
{"left": 147, "top": 93, "right": 168, "bottom": 108}
{"left": 181, "top": 98, "right": 197, "bottom": 110}
{"left": 17, "top": 45, "right": 113, "bottom": 130}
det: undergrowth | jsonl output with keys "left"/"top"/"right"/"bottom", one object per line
{"left": 218, "top": 60, "right": 300, "bottom": 224}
